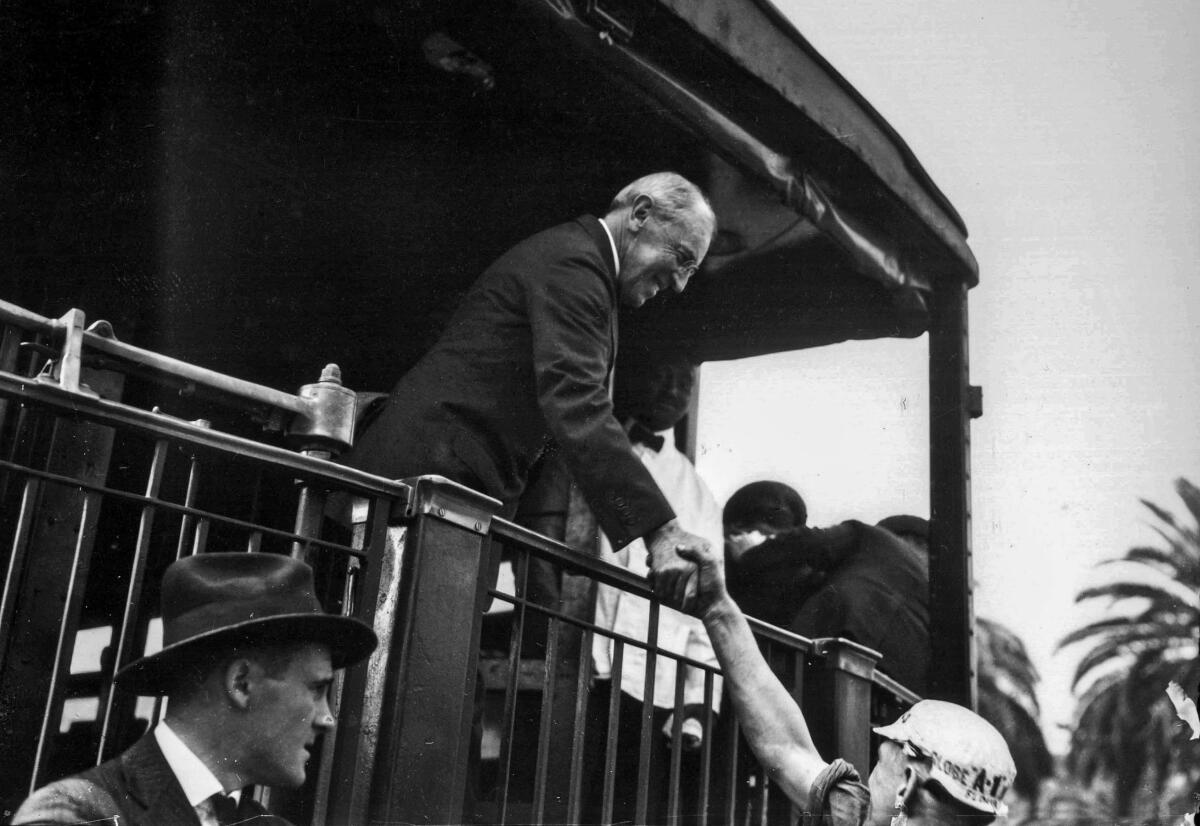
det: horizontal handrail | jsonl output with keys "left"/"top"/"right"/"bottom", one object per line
{"left": 490, "top": 515, "right": 819, "bottom": 656}
{"left": 0, "top": 369, "right": 410, "bottom": 500}
{"left": 0, "top": 457, "right": 368, "bottom": 560}
{"left": 487, "top": 586, "right": 724, "bottom": 676}
{"left": 0, "top": 299, "right": 305, "bottom": 416}
{"left": 871, "top": 669, "right": 921, "bottom": 705}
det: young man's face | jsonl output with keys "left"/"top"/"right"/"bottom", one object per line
{"left": 244, "top": 642, "right": 336, "bottom": 788}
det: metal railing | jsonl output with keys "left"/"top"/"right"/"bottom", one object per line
{"left": 0, "top": 300, "right": 918, "bottom": 825}
{"left": 0, "top": 301, "right": 411, "bottom": 825}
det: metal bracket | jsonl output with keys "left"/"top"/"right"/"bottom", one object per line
{"left": 810, "top": 637, "right": 881, "bottom": 680}
{"left": 399, "top": 475, "right": 501, "bottom": 535}
{"left": 967, "top": 384, "right": 984, "bottom": 419}
{"left": 32, "top": 309, "right": 100, "bottom": 397}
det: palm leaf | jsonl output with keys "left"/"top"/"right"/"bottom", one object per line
{"left": 1061, "top": 477, "right": 1200, "bottom": 815}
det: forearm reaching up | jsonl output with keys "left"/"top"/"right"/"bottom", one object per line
{"left": 674, "top": 544, "right": 830, "bottom": 806}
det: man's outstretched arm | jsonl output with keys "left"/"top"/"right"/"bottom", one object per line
{"left": 675, "top": 543, "right": 830, "bottom": 806}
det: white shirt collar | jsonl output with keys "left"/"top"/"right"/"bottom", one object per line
{"left": 155, "top": 720, "right": 242, "bottom": 807}
{"left": 598, "top": 217, "right": 620, "bottom": 277}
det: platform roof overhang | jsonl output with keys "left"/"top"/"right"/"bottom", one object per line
{"left": 2, "top": 0, "right": 978, "bottom": 386}
{"left": 498, "top": 0, "right": 978, "bottom": 362}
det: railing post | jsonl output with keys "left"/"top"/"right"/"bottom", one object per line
{"left": 366, "top": 476, "right": 501, "bottom": 826}
{"left": 321, "top": 496, "right": 408, "bottom": 826}
{"left": 803, "top": 638, "right": 880, "bottom": 776}
{"left": 0, "top": 363, "right": 124, "bottom": 810}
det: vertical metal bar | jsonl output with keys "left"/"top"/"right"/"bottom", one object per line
{"left": 96, "top": 438, "right": 169, "bottom": 760}
{"left": 175, "top": 453, "right": 202, "bottom": 559}
{"left": 635, "top": 600, "right": 660, "bottom": 825}
{"left": 751, "top": 765, "right": 768, "bottom": 826}
{"left": 291, "top": 450, "right": 331, "bottom": 561}
{"left": 309, "top": 556, "right": 361, "bottom": 826}
{"left": 565, "top": 625, "right": 592, "bottom": 825}
{"left": 0, "top": 477, "right": 40, "bottom": 674}
{"left": 0, "top": 323, "right": 24, "bottom": 439}
{"left": 666, "top": 661, "right": 687, "bottom": 823}
{"left": 245, "top": 467, "right": 265, "bottom": 553}
{"left": 721, "top": 715, "right": 740, "bottom": 826}
{"left": 531, "top": 616, "right": 560, "bottom": 825}
{"left": 601, "top": 640, "right": 624, "bottom": 826}
{"left": 191, "top": 518, "right": 210, "bottom": 555}
{"left": 323, "top": 499, "right": 407, "bottom": 826}
{"left": 928, "top": 277, "right": 977, "bottom": 707}
{"left": 497, "top": 546, "right": 530, "bottom": 824}
{"left": 697, "top": 670, "right": 714, "bottom": 826}
{"left": 29, "top": 493, "right": 101, "bottom": 791}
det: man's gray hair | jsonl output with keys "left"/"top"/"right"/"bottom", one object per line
{"left": 608, "top": 172, "right": 716, "bottom": 233}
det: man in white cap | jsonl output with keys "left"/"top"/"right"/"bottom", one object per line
{"left": 674, "top": 541, "right": 1015, "bottom": 824}
{"left": 11, "top": 552, "right": 378, "bottom": 826}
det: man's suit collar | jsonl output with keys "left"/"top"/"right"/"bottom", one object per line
{"left": 577, "top": 215, "right": 618, "bottom": 283}
{"left": 120, "top": 735, "right": 204, "bottom": 824}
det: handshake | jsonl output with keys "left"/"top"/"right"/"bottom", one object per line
{"left": 642, "top": 517, "right": 733, "bottom": 615}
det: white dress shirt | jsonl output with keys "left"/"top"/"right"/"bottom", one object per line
{"left": 154, "top": 721, "right": 241, "bottom": 826}
{"left": 597, "top": 216, "right": 620, "bottom": 277}
{"left": 592, "top": 436, "right": 724, "bottom": 711}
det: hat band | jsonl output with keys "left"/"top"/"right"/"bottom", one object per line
{"left": 163, "top": 595, "right": 324, "bottom": 648}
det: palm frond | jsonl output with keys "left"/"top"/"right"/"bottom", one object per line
{"left": 1074, "top": 580, "right": 1192, "bottom": 606}
{"left": 1061, "top": 477, "right": 1200, "bottom": 815}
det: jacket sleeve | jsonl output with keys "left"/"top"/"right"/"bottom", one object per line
{"left": 526, "top": 258, "right": 673, "bottom": 549}
{"left": 9, "top": 777, "right": 121, "bottom": 825}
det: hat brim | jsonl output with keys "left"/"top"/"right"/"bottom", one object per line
{"left": 115, "top": 613, "right": 378, "bottom": 695}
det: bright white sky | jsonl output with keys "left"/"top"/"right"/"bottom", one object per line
{"left": 696, "top": 0, "right": 1200, "bottom": 754}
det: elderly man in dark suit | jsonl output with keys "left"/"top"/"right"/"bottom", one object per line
{"left": 343, "top": 171, "right": 716, "bottom": 603}
{"left": 10, "top": 553, "right": 377, "bottom": 826}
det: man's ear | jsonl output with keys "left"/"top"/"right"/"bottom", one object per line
{"left": 629, "top": 194, "right": 654, "bottom": 232}
{"left": 223, "top": 657, "right": 254, "bottom": 710}
{"left": 893, "top": 765, "right": 921, "bottom": 811}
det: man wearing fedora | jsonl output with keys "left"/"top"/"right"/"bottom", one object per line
{"left": 10, "top": 552, "right": 377, "bottom": 826}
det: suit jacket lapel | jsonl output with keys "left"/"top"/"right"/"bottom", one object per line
{"left": 120, "top": 735, "right": 202, "bottom": 826}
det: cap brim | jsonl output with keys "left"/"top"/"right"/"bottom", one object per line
{"left": 872, "top": 721, "right": 901, "bottom": 739}
{"left": 115, "top": 613, "right": 378, "bottom": 695}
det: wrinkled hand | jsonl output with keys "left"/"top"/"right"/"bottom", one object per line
{"left": 645, "top": 519, "right": 706, "bottom": 611}
{"left": 673, "top": 535, "right": 729, "bottom": 620}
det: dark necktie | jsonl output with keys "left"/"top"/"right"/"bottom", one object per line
{"left": 208, "top": 793, "right": 240, "bottom": 826}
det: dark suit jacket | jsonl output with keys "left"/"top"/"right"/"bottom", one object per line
{"left": 9, "top": 735, "right": 291, "bottom": 826}
{"left": 345, "top": 216, "right": 674, "bottom": 548}
{"left": 733, "top": 520, "right": 930, "bottom": 694}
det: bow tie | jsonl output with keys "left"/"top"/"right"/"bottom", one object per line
{"left": 627, "top": 421, "right": 665, "bottom": 452}
{"left": 207, "top": 793, "right": 240, "bottom": 826}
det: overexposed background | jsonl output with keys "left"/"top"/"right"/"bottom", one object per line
{"left": 696, "top": 0, "right": 1200, "bottom": 753}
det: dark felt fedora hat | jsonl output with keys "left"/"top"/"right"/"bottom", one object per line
{"left": 116, "top": 552, "right": 377, "bottom": 694}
